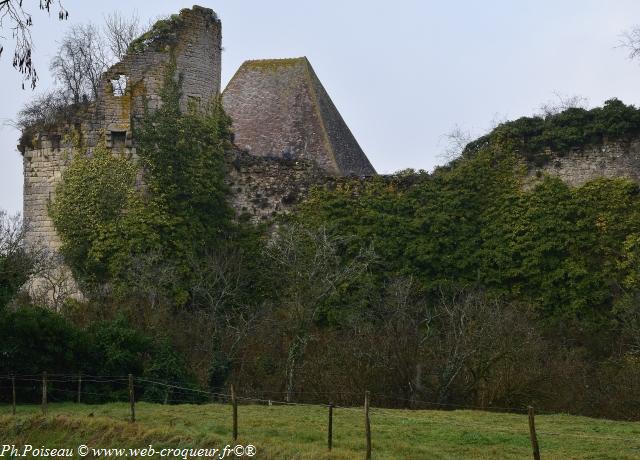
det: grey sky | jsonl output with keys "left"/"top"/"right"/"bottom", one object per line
{"left": 2, "top": 0, "right": 640, "bottom": 215}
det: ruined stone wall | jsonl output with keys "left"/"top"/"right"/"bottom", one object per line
{"left": 225, "top": 150, "right": 328, "bottom": 222}
{"left": 22, "top": 6, "right": 221, "bottom": 252}
{"left": 525, "top": 140, "right": 640, "bottom": 187}
{"left": 22, "top": 135, "right": 72, "bottom": 250}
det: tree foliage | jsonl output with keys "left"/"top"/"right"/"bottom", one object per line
{"left": 0, "top": 211, "right": 39, "bottom": 310}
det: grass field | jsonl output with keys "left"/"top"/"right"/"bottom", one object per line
{"left": 1, "top": 402, "right": 640, "bottom": 459}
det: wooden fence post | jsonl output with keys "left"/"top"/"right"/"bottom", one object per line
{"left": 328, "top": 402, "right": 334, "bottom": 451}
{"left": 11, "top": 375, "right": 16, "bottom": 416}
{"left": 128, "top": 374, "right": 135, "bottom": 423}
{"left": 41, "top": 372, "right": 47, "bottom": 416}
{"left": 364, "top": 391, "right": 371, "bottom": 460}
{"left": 77, "top": 373, "right": 82, "bottom": 404}
{"left": 231, "top": 384, "right": 238, "bottom": 441}
{"left": 528, "top": 406, "right": 541, "bottom": 460}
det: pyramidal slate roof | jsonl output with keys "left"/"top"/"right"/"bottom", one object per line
{"left": 222, "top": 57, "right": 376, "bottom": 176}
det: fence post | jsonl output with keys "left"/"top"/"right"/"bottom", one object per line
{"left": 528, "top": 406, "right": 541, "bottom": 460}
{"left": 11, "top": 375, "right": 16, "bottom": 416}
{"left": 41, "top": 372, "right": 47, "bottom": 416}
{"left": 231, "top": 384, "right": 238, "bottom": 441}
{"left": 77, "top": 373, "right": 82, "bottom": 404}
{"left": 364, "top": 391, "right": 371, "bottom": 460}
{"left": 328, "top": 402, "right": 334, "bottom": 451}
{"left": 128, "top": 374, "right": 135, "bottom": 423}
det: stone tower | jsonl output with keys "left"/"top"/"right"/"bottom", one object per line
{"left": 222, "top": 57, "right": 376, "bottom": 176}
{"left": 21, "top": 6, "right": 222, "bottom": 253}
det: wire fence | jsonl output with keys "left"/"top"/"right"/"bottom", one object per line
{"left": 1, "top": 373, "right": 638, "bottom": 458}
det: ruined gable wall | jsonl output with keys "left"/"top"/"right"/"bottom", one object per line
{"left": 22, "top": 6, "right": 221, "bottom": 253}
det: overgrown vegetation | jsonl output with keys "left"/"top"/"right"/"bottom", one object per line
{"left": 127, "top": 14, "right": 185, "bottom": 54}
{"left": 0, "top": 307, "right": 198, "bottom": 403}
{"left": 463, "top": 98, "right": 640, "bottom": 165}
{"left": 8, "top": 92, "right": 640, "bottom": 421}
{"left": 50, "top": 63, "right": 234, "bottom": 302}
{"left": 49, "top": 138, "right": 139, "bottom": 284}
{"left": 0, "top": 212, "right": 37, "bottom": 310}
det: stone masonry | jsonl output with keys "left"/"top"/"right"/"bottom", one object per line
{"left": 21, "top": 5, "right": 377, "bottom": 262}
{"left": 525, "top": 140, "right": 640, "bottom": 187}
{"left": 19, "top": 4, "right": 640, "bottom": 305}
{"left": 21, "top": 6, "right": 222, "bottom": 252}
{"left": 222, "top": 57, "right": 376, "bottom": 176}
{"left": 226, "top": 149, "right": 327, "bottom": 222}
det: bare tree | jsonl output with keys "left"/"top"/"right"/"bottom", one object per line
{"left": 425, "top": 288, "right": 541, "bottom": 406}
{"left": 103, "top": 11, "right": 140, "bottom": 61}
{"left": 619, "top": 26, "right": 640, "bottom": 61}
{"left": 15, "top": 88, "right": 69, "bottom": 129}
{"left": 440, "top": 125, "right": 474, "bottom": 161}
{"left": 367, "top": 277, "right": 433, "bottom": 407}
{"left": 265, "top": 224, "right": 375, "bottom": 402}
{"left": 0, "top": 0, "right": 68, "bottom": 89}
{"left": 0, "top": 210, "right": 75, "bottom": 311}
{"left": 188, "top": 249, "right": 262, "bottom": 386}
{"left": 50, "top": 23, "right": 109, "bottom": 103}
{"left": 537, "top": 92, "right": 589, "bottom": 118}
{"left": 27, "top": 250, "right": 76, "bottom": 311}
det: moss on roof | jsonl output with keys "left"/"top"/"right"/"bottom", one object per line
{"left": 241, "top": 57, "right": 308, "bottom": 72}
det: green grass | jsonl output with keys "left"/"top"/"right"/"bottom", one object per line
{"left": 1, "top": 402, "right": 640, "bottom": 459}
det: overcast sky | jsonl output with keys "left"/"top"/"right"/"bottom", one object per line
{"left": 2, "top": 0, "right": 640, "bottom": 215}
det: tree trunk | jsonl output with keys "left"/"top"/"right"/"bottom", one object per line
{"left": 285, "top": 334, "right": 307, "bottom": 403}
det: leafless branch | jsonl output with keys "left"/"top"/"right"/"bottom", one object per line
{"left": 0, "top": 0, "right": 68, "bottom": 89}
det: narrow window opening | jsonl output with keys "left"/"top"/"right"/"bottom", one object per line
{"left": 50, "top": 134, "right": 61, "bottom": 150}
{"left": 111, "top": 75, "right": 128, "bottom": 96}
{"left": 111, "top": 131, "right": 127, "bottom": 153}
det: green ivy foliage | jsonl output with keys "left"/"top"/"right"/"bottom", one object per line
{"left": 134, "top": 64, "right": 233, "bottom": 300}
{"left": 464, "top": 99, "right": 640, "bottom": 165}
{"left": 49, "top": 138, "right": 138, "bottom": 283}
{"left": 294, "top": 137, "right": 640, "bottom": 347}
{"left": 50, "top": 62, "right": 234, "bottom": 301}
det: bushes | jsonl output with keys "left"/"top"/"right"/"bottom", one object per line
{"left": 0, "top": 307, "right": 199, "bottom": 404}
{"left": 0, "top": 307, "right": 88, "bottom": 377}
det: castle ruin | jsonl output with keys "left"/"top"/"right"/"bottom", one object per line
{"left": 20, "top": 5, "right": 376, "bottom": 255}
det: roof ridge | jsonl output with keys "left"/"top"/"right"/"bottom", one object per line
{"left": 301, "top": 59, "right": 341, "bottom": 174}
